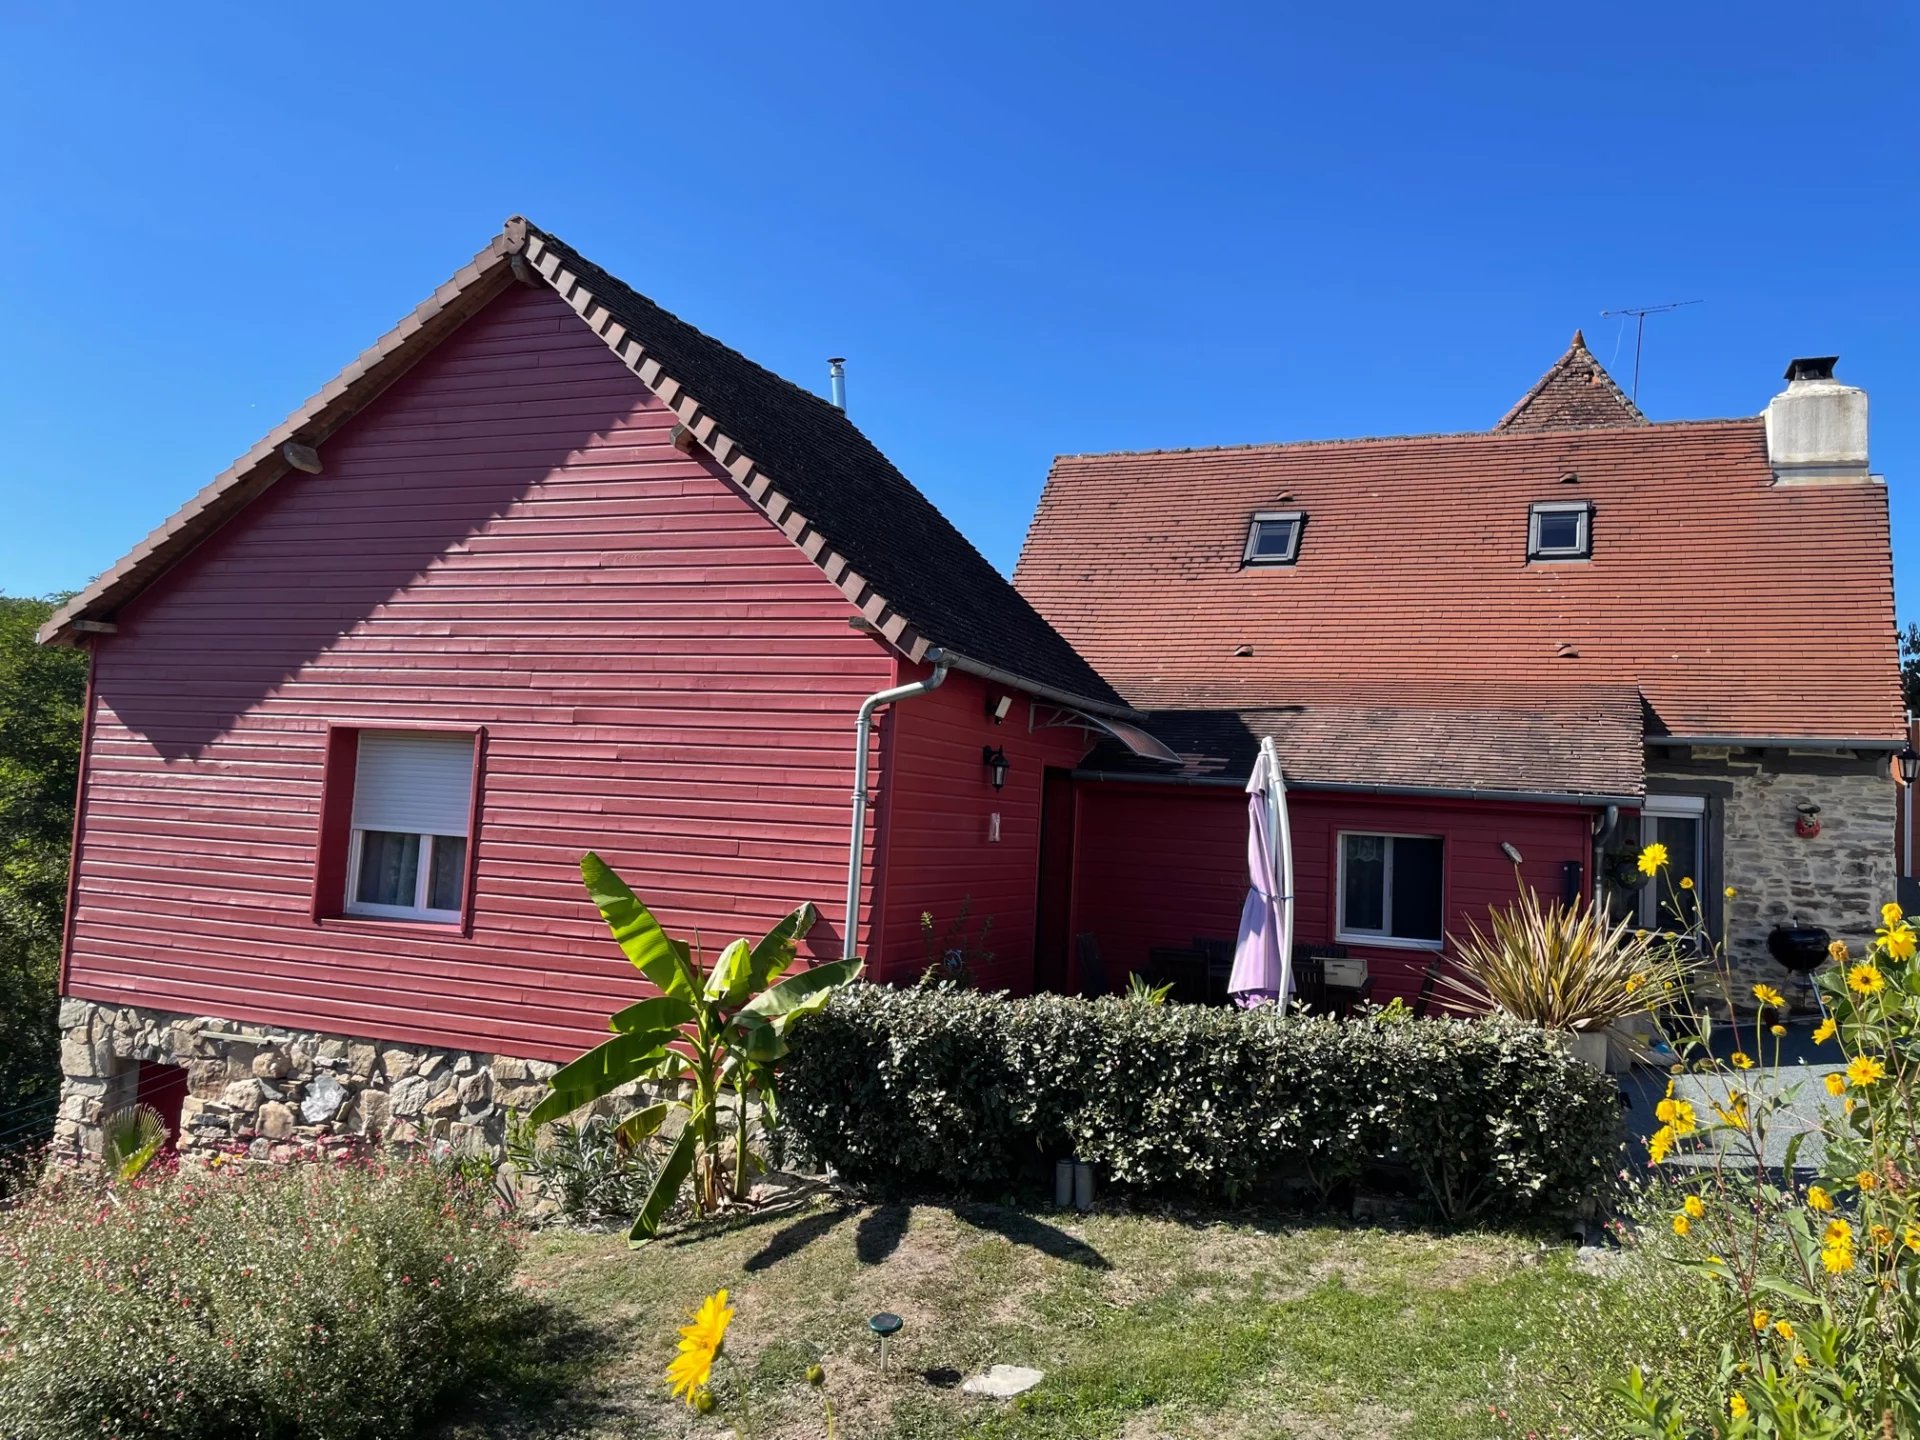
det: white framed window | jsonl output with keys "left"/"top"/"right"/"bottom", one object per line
{"left": 1243, "top": 510, "right": 1304, "bottom": 566}
{"left": 1337, "top": 832, "right": 1445, "bottom": 948}
{"left": 1639, "top": 794, "right": 1706, "bottom": 931}
{"left": 1528, "top": 501, "right": 1591, "bottom": 560}
{"left": 345, "top": 731, "right": 475, "bottom": 923}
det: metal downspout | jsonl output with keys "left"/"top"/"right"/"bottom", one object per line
{"left": 844, "top": 650, "right": 949, "bottom": 959}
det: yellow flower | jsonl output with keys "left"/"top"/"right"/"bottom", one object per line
{"left": 1625, "top": 974, "right": 1642, "bottom": 995}
{"left": 1753, "top": 983, "right": 1785, "bottom": 1008}
{"left": 1773, "top": 1318, "right": 1795, "bottom": 1341}
{"left": 1637, "top": 842, "right": 1668, "bottom": 876}
{"left": 1648, "top": 1124, "right": 1676, "bottom": 1164}
{"left": 1724, "top": 885, "right": 1737, "bottom": 899}
{"left": 1654, "top": 1097, "right": 1697, "bottom": 1136}
{"left": 1680, "top": 876, "right": 1695, "bottom": 891}
{"left": 1825, "top": 1218, "right": 1853, "bottom": 1245}
{"left": 666, "top": 1288, "right": 734, "bottom": 1405}
{"left": 1770, "top": 1024, "right": 1787, "bottom": 1036}
{"left": 1714, "top": 1095, "right": 1750, "bottom": 1131}
{"left": 1904, "top": 1226, "right": 1920, "bottom": 1253}
{"left": 1821, "top": 1243, "right": 1855, "bottom": 1274}
{"left": 1882, "top": 902, "right": 1904, "bottom": 928}
{"left": 1672, "top": 1214, "right": 1692, "bottom": 1237}
{"left": 1731, "top": 1051, "right": 1754, "bottom": 1071}
{"left": 1848, "top": 963, "right": 1885, "bottom": 995}
{"left": 1793, "top": 1352, "right": 1810, "bottom": 1370}
{"left": 1683, "top": 1194, "right": 1705, "bottom": 1219}
{"left": 1808, "top": 1185, "right": 1834, "bottom": 1212}
{"left": 1856, "top": 1169, "right": 1877, "bottom": 1190}
{"left": 1829, "top": 939, "right": 1851, "bottom": 963}
{"left": 1870, "top": 1223, "right": 1895, "bottom": 1248}
{"left": 1729, "top": 1393, "right": 1749, "bottom": 1420}
{"left": 1847, "top": 1055, "right": 1887, "bottom": 1087}
{"left": 1887, "top": 926, "right": 1917, "bottom": 962}
{"left": 1750, "top": 1308, "right": 1770, "bottom": 1332}
{"left": 1813, "top": 1017, "right": 1836, "bottom": 1043}
{"left": 1824, "top": 1072, "right": 1847, "bottom": 1096}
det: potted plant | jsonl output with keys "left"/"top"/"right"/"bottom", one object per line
{"left": 1440, "top": 884, "right": 1699, "bottom": 1070}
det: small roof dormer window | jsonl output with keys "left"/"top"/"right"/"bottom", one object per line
{"left": 1243, "top": 511, "right": 1304, "bottom": 566}
{"left": 1528, "top": 501, "right": 1591, "bottom": 561}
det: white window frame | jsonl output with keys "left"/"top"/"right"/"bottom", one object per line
{"left": 342, "top": 730, "right": 475, "bottom": 925}
{"left": 1243, "top": 510, "right": 1304, "bottom": 566}
{"left": 1638, "top": 794, "right": 1707, "bottom": 930}
{"left": 1336, "top": 830, "right": 1446, "bottom": 951}
{"left": 1528, "top": 501, "right": 1591, "bottom": 560}
{"left": 344, "top": 828, "right": 466, "bottom": 924}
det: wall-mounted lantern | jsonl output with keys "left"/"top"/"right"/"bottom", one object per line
{"left": 1894, "top": 743, "right": 1920, "bottom": 787}
{"left": 982, "top": 745, "right": 1010, "bottom": 791}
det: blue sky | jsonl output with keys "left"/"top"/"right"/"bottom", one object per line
{"left": 2, "top": 2, "right": 1913, "bottom": 626}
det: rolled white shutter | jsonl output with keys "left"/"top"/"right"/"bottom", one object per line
{"left": 351, "top": 732, "right": 474, "bottom": 837}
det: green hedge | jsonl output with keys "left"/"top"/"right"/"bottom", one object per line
{"left": 782, "top": 985, "right": 1620, "bottom": 1221}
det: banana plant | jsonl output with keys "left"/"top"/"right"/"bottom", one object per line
{"left": 529, "top": 853, "right": 862, "bottom": 1245}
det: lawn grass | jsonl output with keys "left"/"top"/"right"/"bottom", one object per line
{"left": 438, "top": 1196, "right": 1590, "bottom": 1440}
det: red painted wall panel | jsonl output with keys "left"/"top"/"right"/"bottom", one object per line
{"left": 66, "top": 285, "right": 898, "bottom": 1061}
{"left": 870, "top": 667, "right": 1092, "bottom": 991}
{"left": 1069, "top": 782, "right": 1595, "bottom": 1002}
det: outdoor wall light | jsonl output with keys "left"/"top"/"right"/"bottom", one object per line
{"left": 986, "top": 693, "right": 1013, "bottom": 724}
{"left": 1895, "top": 743, "right": 1920, "bottom": 787}
{"left": 982, "top": 745, "right": 1010, "bottom": 791}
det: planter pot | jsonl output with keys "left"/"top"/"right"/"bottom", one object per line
{"left": 1555, "top": 1029, "right": 1611, "bottom": 1071}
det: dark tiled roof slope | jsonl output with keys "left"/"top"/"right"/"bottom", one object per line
{"left": 1496, "top": 331, "right": 1647, "bottom": 431}
{"left": 1081, "top": 683, "right": 1646, "bottom": 797}
{"left": 527, "top": 225, "right": 1124, "bottom": 710}
{"left": 1016, "top": 417, "right": 1903, "bottom": 743}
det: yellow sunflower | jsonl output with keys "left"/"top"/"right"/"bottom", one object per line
{"left": 1886, "top": 926, "right": 1917, "bottom": 962}
{"left": 1883, "top": 902, "right": 1904, "bottom": 928}
{"left": 1680, "top": 876, "right": 1695, "bottom": 891}
{"left": 1637, "top": 842, "right": 1668, "bottom": 877}
{"left": 1648, "top": 1124, "right": 1676, "bottom": 1164}
{"left": 1847, "top": 1055, "right": 1887, "bottom": 1087}
{"left": 1672, "top": 1214, "right": 1692, "bottom": 1237}
{"left": 1752, "top": 983, "right": 1785, "bottom": 1008}
{"left": 1772, "top": 1318, "right": 1795, "bottom": 1341}
{"left": 1731, "top": 1052, "right": 1754, "bottom": 1071}
{"left": 1824, "top": 1071, "right": 1847, "bottom": 1096}
{"left": 1847, "top": 963, "right": 1885, "bottom": 995}
{"left": 666, "top": 1288, "right": 734, "bottom": 1405}
{"left": 1807, "top": 1185, "right": 1834, "bottom": 1212}
{"left": 1829, "top": 939, "right": 1851, "bottom": 964}
{"left": 1724, "top": 885, "right": 1737, "bottom": 899}
{"left": 1813, "top": 1017, "right": 1836, "bottom": 1043}
{"left": 1682, "top": 1193, "right": 1705, "bottom": 1219}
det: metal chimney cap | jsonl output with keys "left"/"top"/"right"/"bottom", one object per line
{"left": 1784, "top": 356, "right": 1839, "bottom": 382}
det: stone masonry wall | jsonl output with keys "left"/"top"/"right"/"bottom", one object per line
{"left": 1644, "top": 751, "right": 1897, "bottom": 998}
{"left": 54, "top": 998, "right": 560, "bottom": 1165}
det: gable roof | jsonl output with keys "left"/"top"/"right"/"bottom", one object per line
{"left": 1016, "top": 415, "right": 1904, "bottom": 749}
{"left": 1495, "top": 330, "right": 1647, "bottom": 432}
{"left": 41, "top": 221, "right": 1125, "bottom": 713}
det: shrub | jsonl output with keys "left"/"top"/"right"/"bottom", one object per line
{"left": 0, "top": 1156, "right": 520, "bottom": 1440}
{"left": 782, "top": 984, "right": 1620, "bottom": 1221}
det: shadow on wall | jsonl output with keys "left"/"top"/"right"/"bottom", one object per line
{"left": 93, "top": 359, "right": 641, "bottom": 762}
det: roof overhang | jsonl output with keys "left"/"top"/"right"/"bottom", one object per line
{"left": 1071, "top": 768, "right": 1638, "bottom": 808}
{"left": 1647, "top": 734, "right": 1905, "bottom": 752}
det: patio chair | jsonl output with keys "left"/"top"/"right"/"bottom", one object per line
{"left": 1074, "top": 933, "right": 1110, "bottom": 998}
{"left": 1412, "top": 958, "right": 1446, "bottom": 1018}
{"left": 1289, "top": 943, "right": 1353, "bottom": 1013}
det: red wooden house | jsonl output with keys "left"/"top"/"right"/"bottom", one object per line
{"left": 41, "top": 222, "right": 1905, "bottom": 1159}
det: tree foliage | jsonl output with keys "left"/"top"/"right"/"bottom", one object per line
{"left": 0, "top": 594, "right": 87, "bottom": 1146}
{"left": 1902, "top": 621, "right": 1918, "bottom": 716}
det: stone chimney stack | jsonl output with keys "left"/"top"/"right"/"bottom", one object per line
{"left": 1766, "top": 356, "right": 1870, "bottom": 484}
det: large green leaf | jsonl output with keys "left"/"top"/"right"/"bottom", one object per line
{"left": 608, "top": 993, "right": 697, "bottom": 1035}
{"left": 529, "top": 1025, "right": 680, "bottom": 1127}
{"left": 737, "top": 957, "right": 863, "bottom": 1023}
{"left": 732, "top": 1010, "right": 787, "bottom": 1063}
{"left": 614, "top": 1100, "right": 675, "bottom": 1148}
{"left": 747, "top": 903, "right": 819, "bottom": 991}
{"left": 629, "top": 1122, "right": 698, "bottom": 1247}
{"left": 705, "top": 939, "right": 753, "bottom": 1006}
{"left": 582, "top": 853, "right": 696, "bottom": 998}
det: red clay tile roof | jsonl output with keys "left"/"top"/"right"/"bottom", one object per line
{"left": 1016, "top": 417, "right": 1903, "bottom": 752}
{"left": 1495, "top": 330, "right": 1647, "bottom": 432}
{"left": 1082, "top": 683, "right": 1647, "bottom": 799}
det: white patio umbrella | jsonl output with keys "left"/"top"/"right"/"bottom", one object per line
{"left": 1228, "top": 736, "right": 1294, "bottom": 1007}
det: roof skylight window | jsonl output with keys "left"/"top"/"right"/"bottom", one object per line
{"left": 1528, "top": 501, "right": 1591, "bottom": 561}
{"left": 1243, "top": 511, "right": 1304, "bottom": 566}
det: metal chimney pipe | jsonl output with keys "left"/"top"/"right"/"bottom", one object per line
{"left": 828, "top": 357, "right": 847, "bottom": 412}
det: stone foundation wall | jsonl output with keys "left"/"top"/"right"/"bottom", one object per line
{"left": 54, "top": 998, "right": 560, "bottom": 1164}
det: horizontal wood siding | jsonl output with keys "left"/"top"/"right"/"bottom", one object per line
{"left": 1070, "top": 783, "right": 1595, "bottom": 1001}
{"left": 873, "top": 668, "right": 1091, "bottom": 990}
{"left": 67, "top": 285, "right": 896, "bottom": 1060}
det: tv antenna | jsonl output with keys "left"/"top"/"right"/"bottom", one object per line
{"left": 1599, "top": 300, "right": 1702, "bottom": 403}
